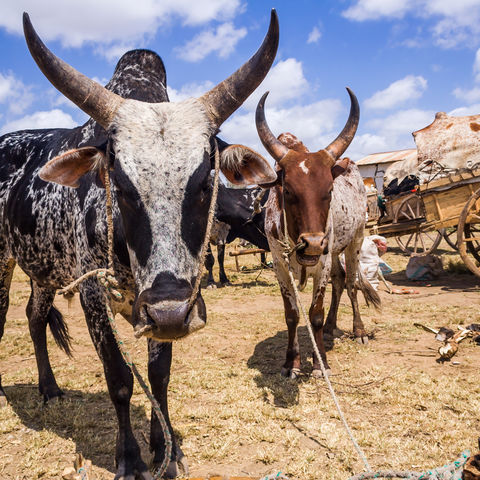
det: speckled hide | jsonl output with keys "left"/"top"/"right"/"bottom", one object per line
{"left": 0, "top": 48, "right": 272, "bottom": 479}
{"left": 265, "top": 162, "right": 378, "bottom": 377}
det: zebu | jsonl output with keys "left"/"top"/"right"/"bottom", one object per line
{"left": 255, "top": 89, "right": 380, "bottom": 378}
{"left": 0, "top": 12, "right": 278, "bottom": 479}
{"left": 205, "top": 183, "right": 269, "bottom": 287}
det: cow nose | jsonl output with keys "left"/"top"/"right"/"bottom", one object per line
{"left": 134, "top": 294, "right": 206, "bottom": 341}
{"left": 298, "top": 233, "right": 327, "bottom": 255}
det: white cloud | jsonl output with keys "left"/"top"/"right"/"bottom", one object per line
{"left": 0, "top": 0, "right": 242, "bottom": 53}
{"left": 449, "top": 103, "right": 480, "bottom": 116}
{"left": 0, "top": 71, "right": 34, "bottom": 115}
{"left": 220, "top": 99, "right": 344, "bottom": 159}
{"left": 453, "top": 86, "right": 480, "bottom": 103}
{"left": 366, "top": 108, "right": 435, "bottom": 147}
{"left": 348, "top": 133, "right": 390, "bottom": 160}
{"left": 342, "top": 0, "right": 480, "bottom": 48}
{"left": 307, "top": 26, "right": 321, "bottom": 44}
{"left": 473, "top": 48, "right": 480, "bottom": 82}
{"left": 175, "top": 22, "right": 247, "bottom": 62}
{"left": 342, "top": 0, "right": 415, "bottom": 21}
{"left": 241, "top": 58, "right": 310, "bottom": 111}
{"left": 364, "top": 75, "right": 427, "bottom": 110}
{"left": 95, "top": 43, "right": 138, "bottom": 63}
{"left": 168, "top": 80, "right": 215, "bottom": 102}
{"left": 1, "top": 109, "right": 77, "bottom": 135}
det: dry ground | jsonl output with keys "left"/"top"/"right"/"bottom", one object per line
{"left": 1, "top": 241, "right": 480, "bottom": 479}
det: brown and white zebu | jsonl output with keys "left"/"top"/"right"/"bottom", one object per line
{"left": 255, "top": 89, "right": 380, "bottom": 378}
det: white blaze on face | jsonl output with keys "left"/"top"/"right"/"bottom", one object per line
{"left": 111, "top": 98, "right": 214, "bottom": 291}
{"left": 299, "top": 160, "right": 309, "bottom": 174}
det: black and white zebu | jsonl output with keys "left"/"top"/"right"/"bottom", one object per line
{"left": 0, "top": 12, "right": 278, "bottom": 479}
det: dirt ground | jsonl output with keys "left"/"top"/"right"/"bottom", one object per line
{"left": 1, "top": 240, "right": 480, "bottom": 479}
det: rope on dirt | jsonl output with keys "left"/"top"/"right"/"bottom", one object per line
{"left": 260, "top": 473, "right": 290, "bottom": 480}
{"left": 259, "top": 450, "right": 469, "bottom": 480}
{"left": 280, "top": 200, "right": 372, "bottom": 473}
{"left": 347, "top": 450, "right": 470, "bottom": 480}
{"left": 278, "top": 199, "right": 473, "bottom": 480}
{"left": 57, "top": 144, "right": 221, "bottom": 478}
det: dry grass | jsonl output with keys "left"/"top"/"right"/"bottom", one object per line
{"left": 1, "top": 242, "right": 480, "bottom": 479}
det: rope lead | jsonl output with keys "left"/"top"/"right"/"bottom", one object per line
{"left": 58, "top": 142, "right": 221, "bottom": 478}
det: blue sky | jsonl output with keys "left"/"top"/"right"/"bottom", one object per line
{"left": 2, "top": 0, "right": 480, "bottom": 161}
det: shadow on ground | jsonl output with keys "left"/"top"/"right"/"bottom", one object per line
{"left": 385, "top": 270, "right": 480, "bottom": 292}
{"left": 4, "top": 383, "right": 156, "bottom": 474}
{"left": 247, "top": 326, "right": 333, "bottom": 408}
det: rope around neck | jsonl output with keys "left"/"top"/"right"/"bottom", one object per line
{"left": 277, "top": 202, "right": 473, "bottom": 480}
{"left": 59, "top": 144, "right": 221, "bottom": 478}
{"left": 279, "top": 190, "right": 371, "bottom": 472}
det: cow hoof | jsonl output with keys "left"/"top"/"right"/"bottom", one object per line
{"left": 333, "top": 328, "right": 344, "bottom": 338}
{"left": 312, "top": 368, "right": 331, "bottom": 378}
{"left": 220, "top": 282, "right": 232, "bottom": 287}
{"left": 115, "top": 459, "right": 153, "bottom": 480}
{"left": 115, "top": 472, "right": 152, "bottom": 480}
{"left": 206, "top": 284, "right": 217, "bottom": 289}
{"left": 355, "top": 336, "right": 369, "bottom": 345}
{"left": 281, "top": 367, "right": 301, "bottom": 379}
{"left": 43, "top": 390, "right": 64, "bottom": 405}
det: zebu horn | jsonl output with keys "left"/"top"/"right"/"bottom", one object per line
{"left": 255, "top": 91, "right": 289, "bottom": 161}
{"left": 23, "top": 12, "right": 124, "bottom": 129}
{"left": 200, "top": 9, "right": 279, "bottom": 128}
{"left": 324, "top": 87, "right": 359, "bottom": 161}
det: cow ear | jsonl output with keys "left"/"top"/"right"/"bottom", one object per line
{"left": 331, "top": 157, "right": 350, "bottom": 179}
{"left": 258, "top": 164, "right": 283, "bottom": 188}
{"left": 39, "top": 146, "right": 106, "bottom": 188}
{"left": 220, "top": 144, "right": 277, "bottom": 186}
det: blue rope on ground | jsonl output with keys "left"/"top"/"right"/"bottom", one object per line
{"left": 347, "top": 450, "right": 470, "bottom": 480}
{"left": 260, "top": 450, "right": 469, "bottom": 480}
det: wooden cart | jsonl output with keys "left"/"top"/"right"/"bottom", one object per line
{"left": 370, "top": 168, "right": 480, "bottom": 276}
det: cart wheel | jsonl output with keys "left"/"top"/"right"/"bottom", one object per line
{"left": 393, "top": 193, "right": 443, "bottom": 256}
{"left": 458, "top": 188, "right": 480, "bottom": 276}
{"left": 442, "top": 227, "right": 458, "bottom": 251}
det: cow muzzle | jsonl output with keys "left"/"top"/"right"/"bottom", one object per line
{"left": 296, "top": 232, "right": 329, "bottom": 266}
{"left": 132, "top": 284, "right": 206, "bottom": 341}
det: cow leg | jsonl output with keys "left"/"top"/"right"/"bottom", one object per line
{"left": 148, "top": 340, "right": 188, "bottom": 478}
{"left": 324, "top": 255, "right": 345, "bottom": 340}
{"left": 345, "top": 233, "right": 369, "bottom": 345}
{"left": 217, "top": 244, "right": 230, "bottom": 286}
{"left": 205, "top": 245, "right": 216, "bottom": 288}
{"left": 309, "top": 274, "right": 331, "bottom": 377}
{"left": 26, "top": 282, "right": 64, "bottom": 402}
{"left": 280, "top": 288, "right": 301, "bottom": 379}
{"left": 260, "top": 252, "right": 267, "bottom": 267}
{"left": 0, "top": 258, "right": 15, "bottom": 406}
{"left": 79, "top": 284, "right": 152, "bottom": 480}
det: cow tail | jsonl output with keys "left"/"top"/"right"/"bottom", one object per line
{"left": 356, "top": 268, "right": 381, "bottom": 310}
{"left": 47, "top": 305, "right": 73, "bottom": 357}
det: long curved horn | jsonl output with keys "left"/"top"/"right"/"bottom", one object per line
{"left": 23, "top": 13, "right": 124, "bottom": 129}
{"left": 255, "top": 91, "right": 289, "bottom": 162}
{"left": 200, "top": 9, "right": 279, "bottom": 128}
{"left": 324, "top": 87, "right": 359, "bottom": 160}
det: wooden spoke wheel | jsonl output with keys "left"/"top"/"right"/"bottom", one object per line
{"left": 458, "top": 188, "right": 480, "bottom": 277}
{"left": 442, "top": 226, "right": 458, "bottom": 251}
{"left": 393, "top": 193, "right": 443, "bottom": 256}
